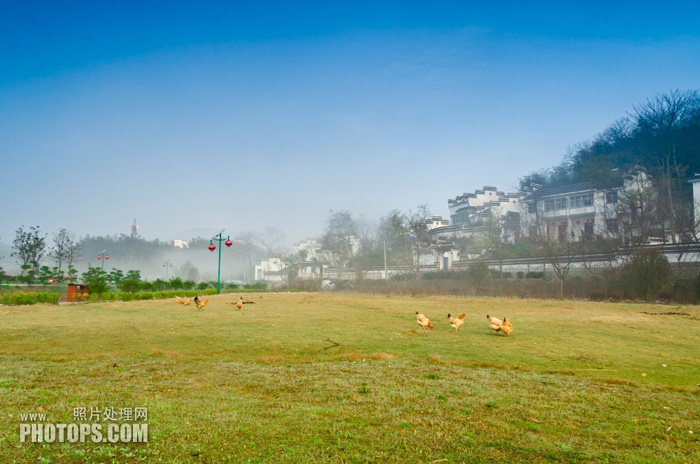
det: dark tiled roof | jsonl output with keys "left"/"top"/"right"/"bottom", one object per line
{"left": 523, "top": 181, "right": 612, "bottom": 201}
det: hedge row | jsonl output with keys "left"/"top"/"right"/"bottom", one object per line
{"left": 0, "top": 289, "right": 218, "bottom": 305}
{"left": 89, "top": 289, "right": 217, "bottom": 302}
{"left": 0, "top": 292, "right": 61, "bottom": 306}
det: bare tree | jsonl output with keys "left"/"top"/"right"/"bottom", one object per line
{"left": 50, "top": 228, "right": 78, "bottom": 282}
{"left": 528, "top": 208, "right": 575, "bottom": 298}
{"left": 407, "top": 204, "right": 432, "bottom": 277}
{"left": 603, "top": 175, "right": 659, "bottom": 257}
{"left": 261, "top": 226, "right": 288, "bottom": 257}
{"left": 633, "top": 89, "right": 700, "bottom": 243}
{"left": 377, "top": 210, "right": 412, "bottom": 266}
{"left": 475, "top": 208, "right": 507, "bottom": 277}
{"left": 322, "top": 210, "right": 357, "bottom": 267}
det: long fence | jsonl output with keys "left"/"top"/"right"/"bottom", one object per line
{"left": 320, "top": 243, "right": 700, "bottom": 281}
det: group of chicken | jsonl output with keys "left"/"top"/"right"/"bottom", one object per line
{"left": 415, "top": 311, "right": 513, "bottom": 336}
{"left": 175, "top": 295, "right": 254, "bottom": 310}
{"left": 175, "top": 296, "right": 208, "bottom": 310}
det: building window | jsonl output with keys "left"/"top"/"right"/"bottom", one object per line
{"left": 570, "top": 193, "right": 593, "bottom": 208}
{"left": 545, "top": 197, "right": 567, "bottom": 212}
{"left": 606, "top": 191, "right": 618, "bottom": 204}
{"left": 529, "top": 225, "right": 539, "bottom": 237}
{"left": 528, "top": 203, "right": 536, "bottom": 213}
{"left": 606, "top": 219, "right": 618, "bottom": 233}
{"left": 584, "top": 220, "right": 594, "bottom": 238}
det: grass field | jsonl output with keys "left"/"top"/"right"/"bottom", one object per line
{"left": 1, "top": 292, "right": 698, "bottom": 463}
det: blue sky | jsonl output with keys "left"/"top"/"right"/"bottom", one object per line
{"left": 2, "top": 1, "right": 700, "bottom": 250}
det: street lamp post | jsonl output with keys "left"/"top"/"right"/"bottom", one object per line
{"left": 208, "top": 230, "right": 233, "bottom": 294}
{"left": 96, "top": 250, "right": 109, "bottom": 272}
{"left": 162, "top": 260, "right": 173, "bottom": 280}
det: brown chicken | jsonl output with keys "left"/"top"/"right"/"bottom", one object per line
{"left": 416, "top": 312, "right": 434, "bottom": 330}
{"left": 486, "top": 315, "right": 503, "bottom": 333}
{"left": 194, "top": 296, "right": 208, "bottom": 310}
{"left": 175, "top": 296, "right": 191, "bottom": 305}
{"left": 233, "top": 296, "right": 257, "bottom": 309}
{"left": 447, "top": 313, "right": 466, "bottom": 332}
{"left": 501, "top": 317, "right": 513, "bottom": 336}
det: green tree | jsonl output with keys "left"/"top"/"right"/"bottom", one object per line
{"left": 108, "top": 269, "right": 124, "bottom": 287}
{"left": 81, "top": 267, "right": 109, "bottom": 297}
{"left": 169, "top": 277, "right": 184, "bottom": 290}
{"left": 117, "top": 270, "right": 142, "bottom": 293}
{"left": 66, "top": 265, "right": 79, "bottom": 283}
{"left": 12, "top": 225, "right": 47, "bottom": 276}
{"left": 152, "top": 278, "right": 168, "bottom": 291}
{"left": 37, "top": 265, "right": 54, "bottom": 285}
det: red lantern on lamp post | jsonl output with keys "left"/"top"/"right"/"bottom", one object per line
{"left": 208, "top": 230, "right": 233, "bottom": 294}
{"left": 97, "top": 250, "right": 109, "bottom": 271}
{"left": 162, "top": 259, "right": 173, "bottom": 280}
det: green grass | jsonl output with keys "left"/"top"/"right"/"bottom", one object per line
{"left": 1, "top": 293, "right": 698, "bottom": 463}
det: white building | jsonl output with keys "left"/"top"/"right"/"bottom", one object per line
{"left": 254, "top": 257, "right": 287, "bottom": 283}
{"left": 437, "top": 186, "right": 524, "bottom": 243}
{"left": 426, "top": 216, "right": 449, "bottom": 230}
{"left": 448, "top": 186, "right": 521, "bottom": 227}
{"left": 435, "top": 167, "right": 657, "bottom": 245}
{"left": 691, "top": 174, "right": 700, "bottom": 237}
{"left": 520, "top": 167, "right": 653, "bottom": 242}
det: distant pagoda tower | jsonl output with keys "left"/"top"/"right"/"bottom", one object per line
{"left": 131, "top": 219, "right": 140, "bottom": 239}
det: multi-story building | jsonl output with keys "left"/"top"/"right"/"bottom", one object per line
{"left": 433, "top": 167, "right": 656, "bottom": 245}
{"left": 441, "top": 186, "right": 523, "bottom": 242}
{"left": 520, "top": 167, "right": 653, "bottom": 242}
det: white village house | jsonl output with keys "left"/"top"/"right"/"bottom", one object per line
{"left": 433, "top": 166, "right": 655, "bottom": 244}
{"left": 254, "top": 167, "right": 700, "bottom": 284}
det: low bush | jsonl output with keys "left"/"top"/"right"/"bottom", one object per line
{"left": 0, "top": 292, "right": 61, "bottom": 305}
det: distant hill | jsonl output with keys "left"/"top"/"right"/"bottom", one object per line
{"left": 167, "top": 228, "right": 222, "bottom": 241}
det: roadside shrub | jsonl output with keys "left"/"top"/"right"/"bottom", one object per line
{"left": 422, "top": 271, "right": 467, "bottom": 280}
{"left": 672, "top": 278, "right": 699, "bottom": 304}
{"left": 619, "top": 248, "right": 672, "bottom": 301}
{"left": 526, "top": 271, "right": 545, "bottom": 279}
{"left": 0, "top": 292, "right": 60, "bottom": 305}
{"left": 466, "top": 261, "right": 490, "bottom": 288}
{"left": 244, "top": 281, "right": 268, "bottom": 290}
{"left": 37, "top": 292, "right": 61, "bottom": 304}
{"left": 102, "top": 292, "right": 118, "bottom": 301}
{"left": 136, "top": 292, "right": 154, "bottom": 300}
